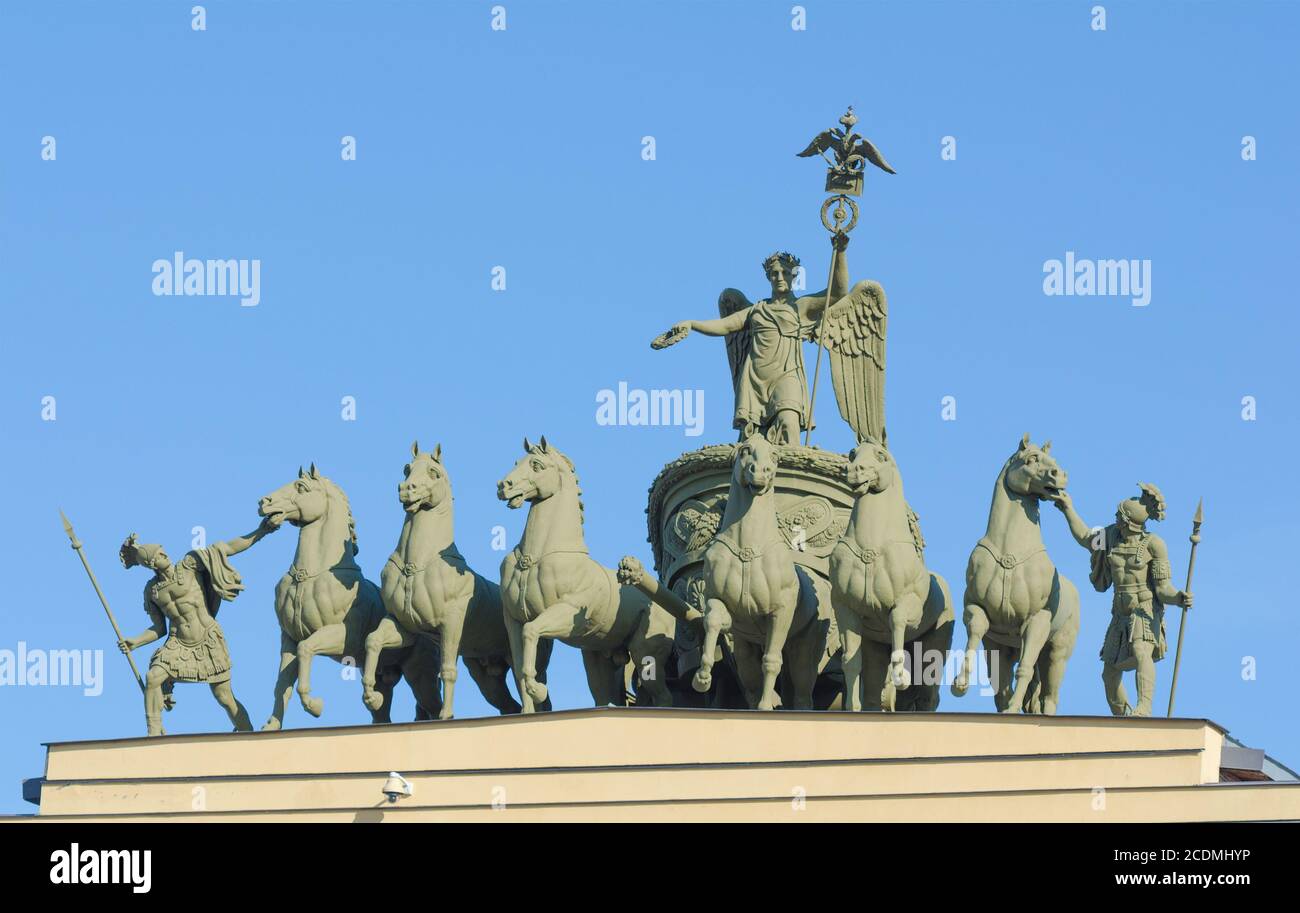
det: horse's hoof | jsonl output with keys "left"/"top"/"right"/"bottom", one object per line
{"left": 951, "top": 677, "right": 969, "bottom": 697}
{"left": 260, "top": 719, "right": 282, "bottom": 732}
{"left": 892, "top": 667, "right": 911, "bottom": 690}
{"left": 756, "top": 698, "right": 776, "bottom": 711}
{"left": 301, "top": 695, "right": 324, "bottom": 718}
{"left": 692, "top": 671, "right": 712, "bottom": 693}
{"left": 438, "top": 709, "right": 455, "bottom": 721}
{"left": 524, "top": 679, "right": 548, "bottom": 703}
{"left": 362, "top": 690, "right": 384, "bottom": 712}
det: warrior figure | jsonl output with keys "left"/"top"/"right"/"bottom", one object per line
{"left": 1053, "top": 485, "right": 1192, "bottom": 716}
{"left": 117, "top": 518, "right": 279, "bottom": 735}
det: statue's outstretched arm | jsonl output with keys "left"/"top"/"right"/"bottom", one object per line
{"left": 217, "top": 517, "right": 279, "bottom": 557}
{"left": 682, "top": 307, "right": 749, "bottom": 338}
{"left": 1051, "top": 492, "right": 1097, "bottom": 549}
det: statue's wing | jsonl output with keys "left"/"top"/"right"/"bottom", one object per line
{"left": 817, "top": 280, "right": 887, "bottom": 443}
{"left": 718, "top": 288, "right": 753, "bottom": 397}
{"left": 849, "top": 136, "right": 897, "bottom": 175}
{"left": 796, "top": 129, "right": 838, "bottom": 159}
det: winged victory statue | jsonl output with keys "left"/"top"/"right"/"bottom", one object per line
{"left": 652, "top": 107, "right": 894, "bottom": 446}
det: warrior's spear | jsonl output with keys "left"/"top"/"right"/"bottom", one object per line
{"left": 60, "top": 510, "right": 146, "bottom": 695}
{"left": 1166, "top": 498, "right": 1203, "bottom": 717}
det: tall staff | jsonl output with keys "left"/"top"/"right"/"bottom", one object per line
{"left": 1166, "top": 498, "right": 1203, "bottom": 717}
{"left": 797, "top": 106, "right": 894, "bottom": 446}
{"left": 60, "top": 510, "right": 146, "bottom": 694}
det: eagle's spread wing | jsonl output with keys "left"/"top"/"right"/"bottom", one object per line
{"left": 718, "top": 288, "right": 753, "bottom": 397}
{"left": 796, "top": 129, "right": 839, "bottom": 159}
{"left": 816, "top": 280, "right": 887, "bottom": 443}
{"left": 849, "top": 135, "right": 897, "bottom": 175}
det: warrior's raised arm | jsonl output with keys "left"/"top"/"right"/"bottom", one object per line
{"left": 216, "top": 516, "right": 280, "bottom": 557}
{"left": 1052, "top": 492, "right": 1098, "bottom": 550}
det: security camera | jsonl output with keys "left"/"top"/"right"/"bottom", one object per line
{"left": 381, "top": 772, "right": 413, "bottom": 803}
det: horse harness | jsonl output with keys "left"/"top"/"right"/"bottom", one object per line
{"left": 976, "top": 537, "right": 1047, "bottom": 617}
{"left": 710, "top": 533, "right": 796, "bottom": 616}
{"left": 840, "top": 537, "right": 921, "bottom": 569}
{"left": 283, "top": 562, "right": 327, "bottom": 630}
{"left": 385, "top": 545, "right": 470, "bottom": 616}
{"left": 508, "top": 545, "right": 614, "bottom": 629}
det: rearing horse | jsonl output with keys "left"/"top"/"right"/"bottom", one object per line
{"left": 829, "top": 439, "right": 953, "bottom": 711}
{"left": 695, "top": 435, "right": 824, "bottom": 711}
{"left": 497, "top": 437, "right": 675, "bottom": 713}
{"left": 953, "top": 435, "right": 1079, "bottom": 714}
{"left": 360, "top": 441, "right": 548, "bottom": 719}
{"left": 258, "top": 465, "right": 440, "bottom": 728}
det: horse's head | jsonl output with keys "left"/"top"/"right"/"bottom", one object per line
{"left": 1003, "top": 434, "right": 1068, "bottom": 503}
{"left": 845, "top": 437, "right": 897, "bottom": 495}
{"left": 259, "top": 464, "right": 331, "bottom": 527}
{"left": 400, "top": 440, "right": 451, "bottom": 513}
{"left": 732, "top": 434, "right": 778, "bottom": 496}
{"left": 497, "top": 436, "right": 576, "bottom": 511}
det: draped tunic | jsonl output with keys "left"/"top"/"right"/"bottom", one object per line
{"left": 733, "top": 297, "right": 812, "bottom": 433}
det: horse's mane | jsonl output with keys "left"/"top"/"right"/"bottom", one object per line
{"left": 997, "top": 453, "right": 1015, "bottom": 481}
{"left": 316, "top": 476, "right": 359, "bottom": 552}
{"left": 529, "top": 444, "right": 584, "bottom": 524}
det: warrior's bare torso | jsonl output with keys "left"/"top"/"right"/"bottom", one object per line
{"left": 1105, "top": 531, "right": 1160, "bottom": 614}
{"left": 148, "top": 558, "right": 218, "bottom": 644}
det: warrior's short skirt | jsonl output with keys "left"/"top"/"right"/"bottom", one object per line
{"left": 150, "top": 622, "right": 232, "bottom": 684}
{"left": 1100, "top": 607, "right": 1165, "bottom": 670}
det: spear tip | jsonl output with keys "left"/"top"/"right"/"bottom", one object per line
{"left": 59, "top": 508, "right": 73, "bottom": 536}
{"left": 1193, "top": 497, "right": 1204, "bottom": 524}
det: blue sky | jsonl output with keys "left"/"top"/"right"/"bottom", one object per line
{"left": 1, "top": 1, "right": 1297, "bottom": 813}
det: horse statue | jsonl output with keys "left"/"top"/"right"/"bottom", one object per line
{"left": 496, "top": 437, "right": 677, "bottom": 713}
{"left": 694, "top": 435, "right": 825, "bottom": 710}
{"left": 829, "top": 438, "right": 953, "bottom": 711}
{"left": 257, "top": 464, "right": 441, "bottom": 729}
{"left": 952, "top": 435, "right": 1080, "bottom": 714}
{"left": 360, "top": 442, "right": 549, "bottom": 718}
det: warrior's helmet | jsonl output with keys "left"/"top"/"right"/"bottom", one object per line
{"left": 1136, "top": 482, "right": 1166, "bottom": 521}
{"left": 1115, "top": 481, "right": 1167, "bottom": 534}
{"left": 1115, "top": 499, "right": 1149, "bottom": 534}
{"left": 119, "top": 533, "right": 162, "bottom": 569}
